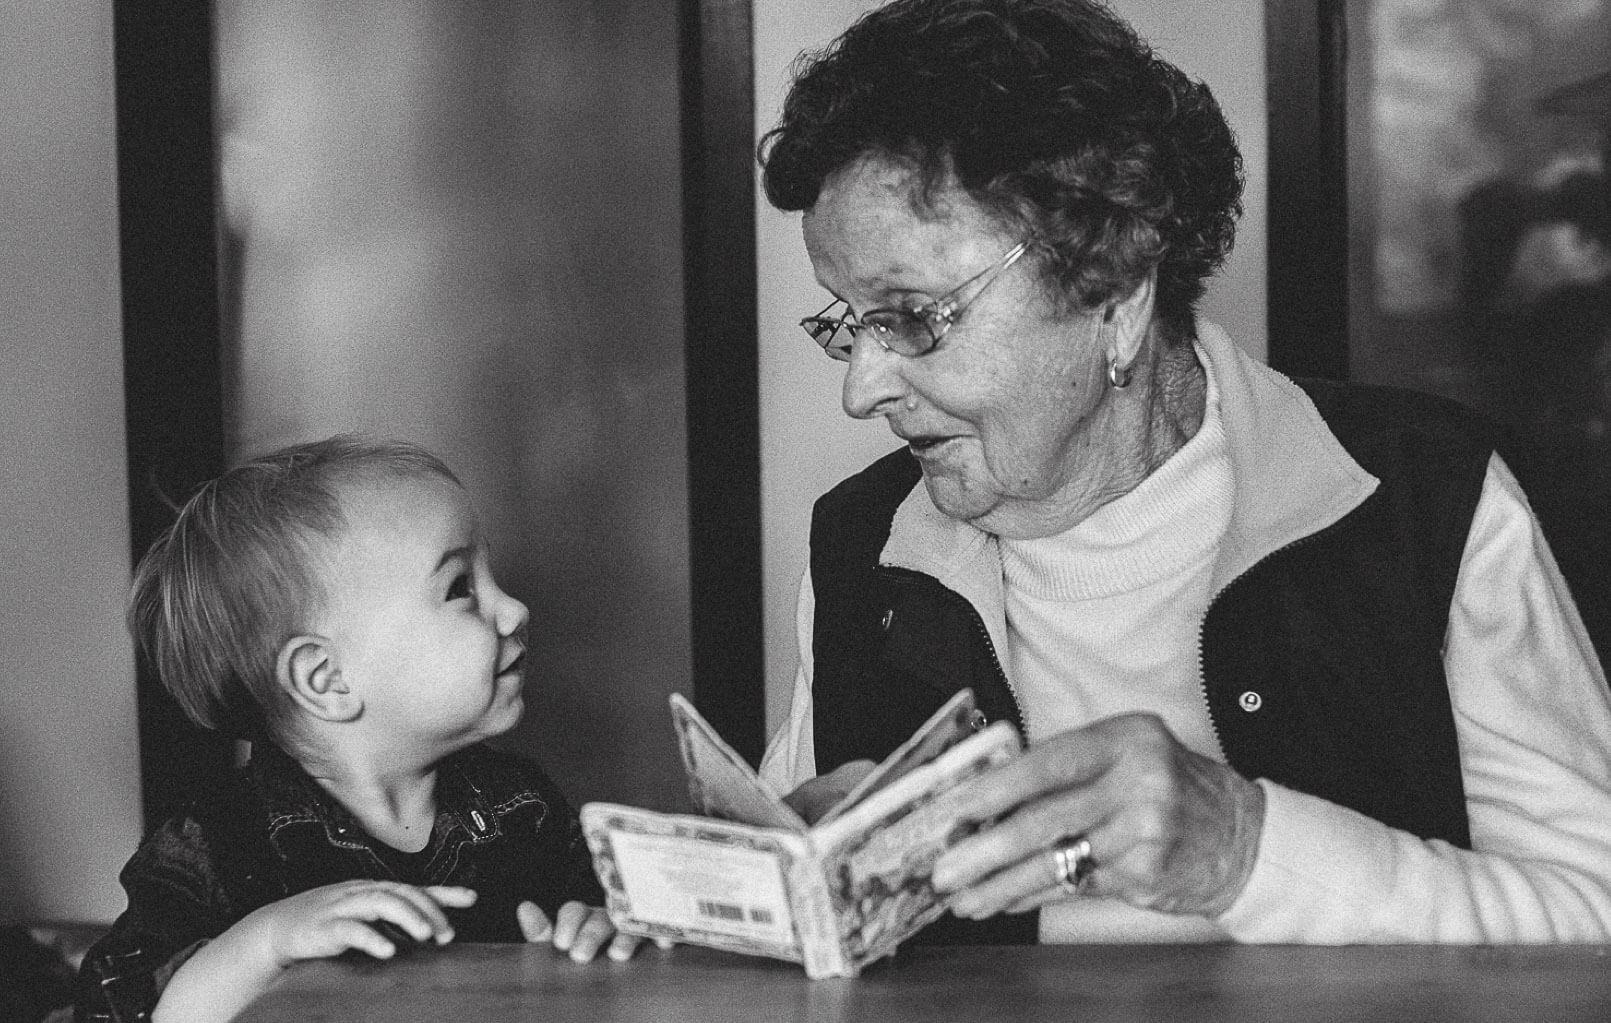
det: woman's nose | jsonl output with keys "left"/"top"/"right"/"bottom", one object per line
{"left": 841, "top": 335, "right": 909, "bottom": 420}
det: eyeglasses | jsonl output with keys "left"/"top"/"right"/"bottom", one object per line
{"left": 801, "top": 240, "right": 1032, "bottom": 362}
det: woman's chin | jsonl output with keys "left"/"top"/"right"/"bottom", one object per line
{"left": 921, "top": 471, "right": 998, "bottom": 525}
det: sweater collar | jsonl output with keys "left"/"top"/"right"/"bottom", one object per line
{"left": 1196, "top": 320, "right": 1378, "bottom": 589}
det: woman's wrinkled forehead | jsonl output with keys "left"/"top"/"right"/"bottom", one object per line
{"left": 803, "top": 154, "right": 1008, "bottom": 288}
{"left": 813, "top": 151, "right": 964, "bottom": 222}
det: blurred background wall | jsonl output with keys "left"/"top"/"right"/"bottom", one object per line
{"left": 754, "top": 0, "right": 1270, "bottom": 730}
{"left": 214, "top": 0, "right": 691, "bottom": 812}
{"left": 1351, "top": 0, "right": 1611, "bottom": 438}
{"left": 0, "top": 0, "right": 142, "bottom": 923}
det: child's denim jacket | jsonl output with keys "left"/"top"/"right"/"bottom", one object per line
{"left": 74, "top": 741, "right": 603, "bottom": 1022}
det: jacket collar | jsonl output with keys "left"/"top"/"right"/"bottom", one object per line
{"left": 878, "top": 319, "right": 1378, "bottom": 649}
{"left": 249, "top": 741, "right": 508, "bottom": 846}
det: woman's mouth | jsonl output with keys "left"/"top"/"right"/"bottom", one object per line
{"left": 908, "top": 435, "right": 952, "bottom": 455}
{"left": 498, "top": 651, "right": 525, "bottom": 677}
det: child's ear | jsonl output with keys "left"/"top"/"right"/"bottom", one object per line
{"left": 277, "top": 635, "right": 361, "bottom": 723}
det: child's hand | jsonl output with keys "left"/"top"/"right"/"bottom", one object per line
{"left": 246, "top": 880, "right": 478, "bottom": 966}
{"left": 150, "top": 883, "right": 478, "bottom": 1023}
{"left": 516, "top": 900, "right": 643, "bottom": 962}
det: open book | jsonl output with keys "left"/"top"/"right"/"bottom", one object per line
{"left": 579, "top": 689, "right": 1021, "bottom": 978}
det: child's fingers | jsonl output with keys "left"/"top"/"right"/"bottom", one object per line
{"left": 423, "top": 885, "right": 479, "bottom": 909}
{"left": 606, "top": 931, "right": 642, "bottom": 962}
{"left": 551, "top": 901, "right": 591, "bottom": 951}
{"left": 324, "top": 917, "right": 400, "bottom": 960}
{"left": 365, "top": 884, "right": 457, "bottom": 944}
{"left": 564, "top": 909, "right": 616, "bottom": 963}
{"left": 516, "top": 900, "right": 553, "bottom": 942}
{"left": 332, "top": 884, "right": 452, "bottom": 945}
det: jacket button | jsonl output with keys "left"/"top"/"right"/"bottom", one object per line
{"left": 968, "top": 709, "right": 988, "bottom": 731}
{"left": 1238, "top": 691, "right": 1263, "bottom": 712}
{"left": 881, "top": 609, "right": 894, "bottom": 631}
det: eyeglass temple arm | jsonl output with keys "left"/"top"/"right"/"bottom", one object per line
{"left": 933, "top": 240, "right": 1031, "bottom": 324}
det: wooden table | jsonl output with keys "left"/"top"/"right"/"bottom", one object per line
{"left": 233, "top": 942, "right": 1611, "bottom": 1022}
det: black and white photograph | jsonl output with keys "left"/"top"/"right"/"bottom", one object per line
{"left": 5, "top": 2, "right": 1610, "bottom": 1021}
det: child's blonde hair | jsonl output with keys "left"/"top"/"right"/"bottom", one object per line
{"left": 128, "top": 435, "right": 460, "bottom": 742}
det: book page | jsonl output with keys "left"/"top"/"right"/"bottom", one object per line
{"left": 809, "top": 722, "right": 1021, "bottom": 970}
{"left": 581, "top": 803, "right": 807, "bottom": 963}
{"left": 815, "top": 688, "right": 982, "bottom": 827}
{"left": 670, "top": 693, "right": 806, "bottom": 832}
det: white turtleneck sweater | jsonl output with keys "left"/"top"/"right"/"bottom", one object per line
{"left": 1000, "top": 396, "right": 1234, "bottom": 942}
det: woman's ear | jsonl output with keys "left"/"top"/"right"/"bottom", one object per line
{"left": 1106, "top": 270, "right": 1158, "bottom": 370}
{"left": 277, "top": 635, "right": 361, "bottom": 723}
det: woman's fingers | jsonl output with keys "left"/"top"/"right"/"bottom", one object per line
{"left": 933, "top": 713, "right": 1265, "bottom": 919}
{"left": 931, "top": 731, "right": 1112, "bottom": 895}
{"left": 946, "top": 847, "right": 1065, "bottom": 918}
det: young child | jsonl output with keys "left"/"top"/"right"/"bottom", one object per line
{"left": 75, "top": 436, "right": 639, "bottom": 1023}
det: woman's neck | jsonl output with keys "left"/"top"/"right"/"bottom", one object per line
{"left": 1138, "top": 340, "right": 1208, "bottom": 475}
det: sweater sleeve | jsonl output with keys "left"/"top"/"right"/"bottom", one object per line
{"left": 1218, "top": 453, "right": 1611, "bottom": 942}
{"left": 758, "top": 568, "right": 820, "bottom": 792}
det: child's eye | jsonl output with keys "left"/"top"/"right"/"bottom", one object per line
{"left": 446, "top": 573, "right": 475, "bottom": 602}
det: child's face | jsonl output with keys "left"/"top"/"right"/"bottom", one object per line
{"left": 320, "top": 475, "right": 530, "bottom": 758}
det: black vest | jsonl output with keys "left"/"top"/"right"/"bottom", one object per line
{"left": 808, "top": 380, "right": 1492, "bottom": 944}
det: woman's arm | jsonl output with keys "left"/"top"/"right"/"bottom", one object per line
{"left": 1219, "top": 454, "right": 1611, "bottom": 942}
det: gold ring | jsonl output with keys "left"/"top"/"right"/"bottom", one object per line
{"left": 1051, "top": 836, "right": 1093, "bottom": 896}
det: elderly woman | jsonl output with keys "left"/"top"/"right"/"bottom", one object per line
{"left": 757, "top": 0, "right": 1611, "bottom": 945}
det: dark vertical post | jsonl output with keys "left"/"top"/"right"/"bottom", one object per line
{"left": 115, "top": 0, "right": 235, "bottom": 825}
{"left": 1265, "top": 0, "right": 1351, "bottom": 379}
{"left": 680, "top": 0, "right": 765, "bottom": 762}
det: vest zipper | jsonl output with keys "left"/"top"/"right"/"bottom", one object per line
{"left": 1195, "top": 527, "right": 1333, "bottom": 762}
{"left": 879, "top": 564, "right": 1027, "bottom": 738}
{"left": 970, "top": 603, "right": 1026, "bottom": 739}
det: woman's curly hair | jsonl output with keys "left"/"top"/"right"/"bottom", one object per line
{"left": 760, "top": 0, "right": 1244, "bottom": 344}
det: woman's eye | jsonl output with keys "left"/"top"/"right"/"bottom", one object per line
{"left": 864, "top": 314, "right": 898, "bottom": 338}
{"left": 446, "top": 573, "right": 474, "bottom": 601}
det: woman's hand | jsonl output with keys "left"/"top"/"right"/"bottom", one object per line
{"left": 930, "top": 713, "right": 1265, "bottom": 919}
{"left": 782, "top": 759, "right": 877, "bottom": 824}
{"left": 517, "top": 900, "right": 643, "bottom": 962}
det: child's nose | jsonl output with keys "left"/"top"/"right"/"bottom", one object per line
{"left": 496, "top": 588, "right": 530, "bottom": 639}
